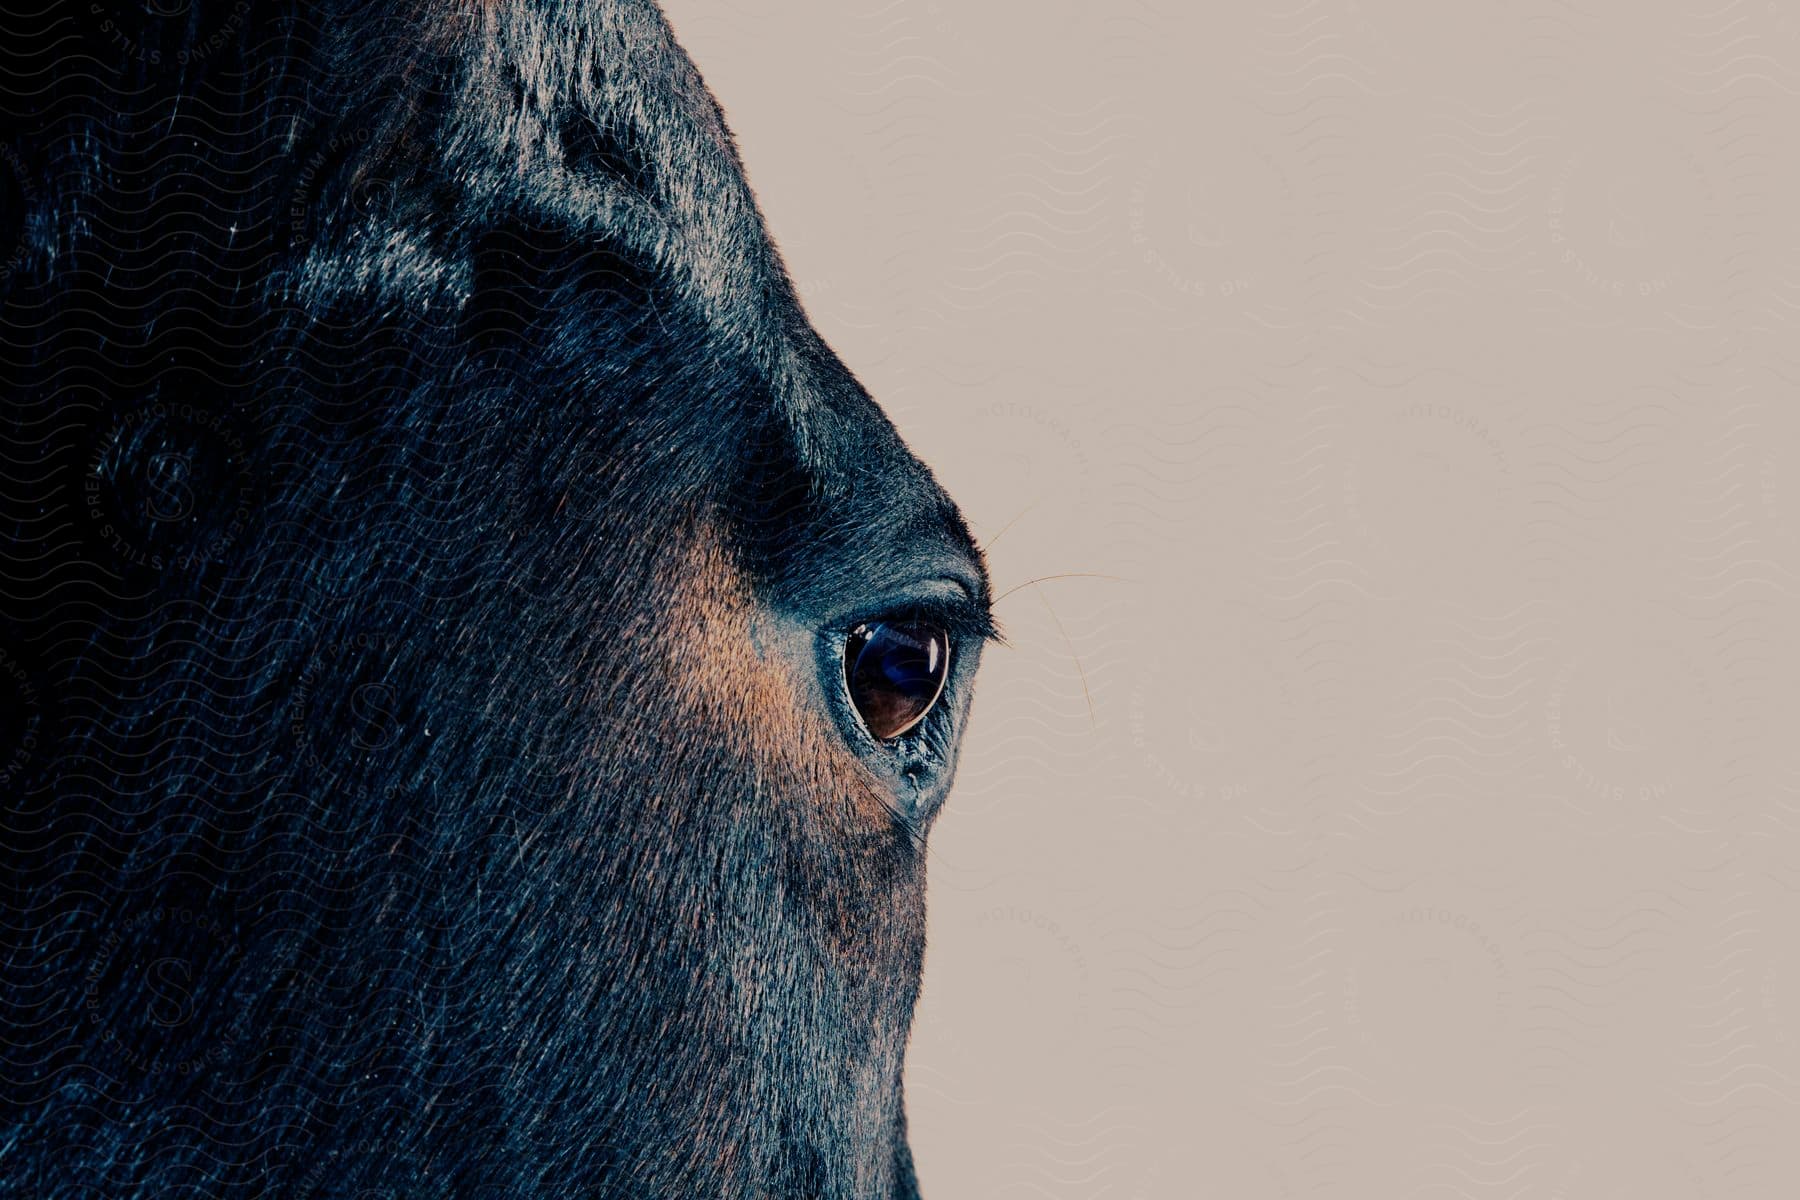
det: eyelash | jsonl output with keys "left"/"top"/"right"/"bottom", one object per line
{"left": 845, "top": 597, "right": 996, "bottom": 646}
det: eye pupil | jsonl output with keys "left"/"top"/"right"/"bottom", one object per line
{"left": 845, "top": 620, "right": 950, "bottom": 740}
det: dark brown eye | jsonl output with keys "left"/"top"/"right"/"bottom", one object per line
{"left": 845, "top": 620, "right": 950, "bottom": 740}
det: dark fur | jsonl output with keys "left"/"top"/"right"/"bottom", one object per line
{"left": 0, "top": 2, "right": 989, "bottom": 1195}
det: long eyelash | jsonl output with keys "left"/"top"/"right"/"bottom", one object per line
{"left": 865, "top": 595, "right": 1003, "bottom": 646}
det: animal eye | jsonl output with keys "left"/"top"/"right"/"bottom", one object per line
{"left": 844, "top": 620, "right": 950, "bottom": 740}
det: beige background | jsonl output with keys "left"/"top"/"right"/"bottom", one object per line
{"left": 661, "top": 2, "right": 1800, "bottom": 1195}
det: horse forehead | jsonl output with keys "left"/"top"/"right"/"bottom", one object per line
{"left": 732, "top": 356, "right": 980, "bottom": 579}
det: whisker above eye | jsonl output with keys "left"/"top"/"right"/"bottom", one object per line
{"left": 990, "top": 571, "right": 1132, "bottom": 607}
{"left": 1038, "top": 590, "right": 1098, "bottom": 734}
{"left": 977, "top": 501, "right": 1038, "bottom": 554}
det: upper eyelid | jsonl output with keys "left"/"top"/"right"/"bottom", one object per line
{"left": 851, "top": 594, "right": 997, "bottom": 644}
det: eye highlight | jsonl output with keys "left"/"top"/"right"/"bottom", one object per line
{"left": 844, "top": 620, "right": 950, "bottom": 740}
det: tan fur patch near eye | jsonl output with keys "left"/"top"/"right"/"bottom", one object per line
{"left": 656, "top": 515, "right": 896, "bottom": 835}
{"left": 648, "top": 516, "right": 926, "bottom": 975}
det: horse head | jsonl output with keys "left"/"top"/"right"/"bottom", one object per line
{"left": 0, "top": 2, "right": 990, "bottom": 1194}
